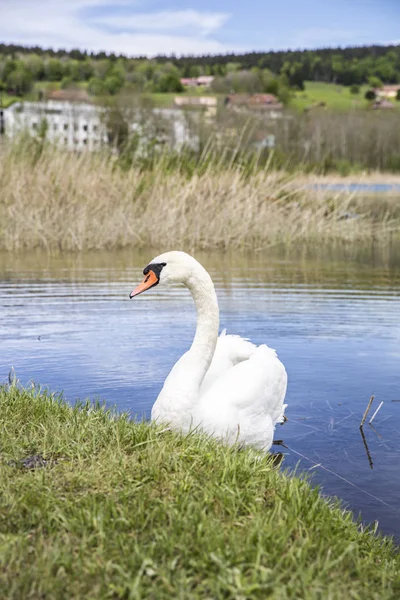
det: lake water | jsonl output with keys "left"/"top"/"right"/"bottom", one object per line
{"left": 312, "top": 183, "right": 400, "bottom": 193}
{"left": 1, "top": 248, "right": 399, "bottom": 540}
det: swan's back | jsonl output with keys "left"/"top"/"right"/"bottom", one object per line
{"left": 196, "top": 343, "right": 287, "bottom": 450}
{"left": 200, "top": 330, "right": 257, "bottom": 395}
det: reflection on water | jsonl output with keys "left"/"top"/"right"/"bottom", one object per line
{"left": 1, "top": 247, "right": 400, "bottom": 540}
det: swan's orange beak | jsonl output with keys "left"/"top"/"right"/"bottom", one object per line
{"left": 129, "top": 270, "right": 159, "bottom": 298}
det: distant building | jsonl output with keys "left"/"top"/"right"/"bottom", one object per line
{"left": 153, "top": 108, "right": 198, "bottom": 150}
{"left": 224, "top": 94, "right": 283, "bottom": 118}
{"left": 374, "top": 85, "right": 400, "bottom": 99}
{"left": 196, "top": 76, "right": 214, "bottom": 87}
{"left": 180, "top": 76, "right": 214, "bottom": 88}
{"left": 3, "top": 100, "right": 107, "bottom": 151}
{"left": 174, "top": 96, "right": 217, "bottom": 107}
{"left": 179, "top": 78, "right": 198, "bottom": 88}
{"left": 45, "top": 88, "right": 92, "bottom": 103}
{"left": 3, "top": 100, "right": 196, "bottom": 152}
{"left": 174, "top": 95, "right": 217, "bottom": 117}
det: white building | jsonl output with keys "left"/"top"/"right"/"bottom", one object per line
{"left": 3, "top": 100, "right": 198, "bottom": 153}
{"left": 374, "top": 85, "right": 400, "bottom": 99}
{"left": 3, "top": 100, "right": 107, "bottom": 151}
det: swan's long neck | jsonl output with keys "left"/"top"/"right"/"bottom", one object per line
{"left": 185, "top": 267, "right": 219, "bottom": 388}
{"left": 153, "top": 258, "right": 219, "bottom": 422}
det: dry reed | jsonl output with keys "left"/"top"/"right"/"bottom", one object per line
{"left": 1, "top": 139, "right": 399, "bottom": 252}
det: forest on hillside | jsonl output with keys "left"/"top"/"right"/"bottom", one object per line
{"left": 0, "top": 42, "right": 399, "bottom": 99}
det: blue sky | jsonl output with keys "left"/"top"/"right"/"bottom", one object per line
{"left": 1, "top": 0, "right": 399, "bottom": 56}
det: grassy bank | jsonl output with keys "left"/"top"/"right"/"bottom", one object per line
{"left": 1, "top": 139, "right": 400, "bottom": 252}
{"left": 0, "top": 385, "right": 399, "bottom": 599}
{"left": 291, "top": 81, "right": 372, "bottom": 111}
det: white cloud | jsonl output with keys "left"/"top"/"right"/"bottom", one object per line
{"left": 91, "top": 9, "right": 230, "bottom": 37}
{"left": 0, "top": 0, "right": 233, "bottom": 56}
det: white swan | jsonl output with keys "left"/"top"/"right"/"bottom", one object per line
{"left": 130, "top": 251, "right": 287, "bottom": 451}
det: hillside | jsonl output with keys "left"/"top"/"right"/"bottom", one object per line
{"left": 1, "top": 41, "right": 399, "bottom": 92}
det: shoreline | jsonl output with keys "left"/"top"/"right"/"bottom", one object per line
{"left": 0, "top": 384, "right": 399, "bottom": 598}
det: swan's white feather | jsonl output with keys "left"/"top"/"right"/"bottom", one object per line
{"left": 196, "top": 343, "right": 287, "bottom": 450}
{"left": 200, "top": 329, "right": 258, "bottom": 395}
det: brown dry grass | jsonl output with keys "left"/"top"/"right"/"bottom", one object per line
{"left": 1, "top": 140, "right": 399, "bottom": 252}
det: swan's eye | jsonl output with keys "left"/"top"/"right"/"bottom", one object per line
{"left": 143, "top": 262, "right": 166, "bottom": 277}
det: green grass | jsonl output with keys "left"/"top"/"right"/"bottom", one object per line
{"left": 33, "top": 81, "right": 89, "bottom": 93}
{"left": 4, "top": 80, "right": 400, "bottom": 112}
{"left": 0, "top": 385, "right": 399, "bottom": 599}
{"left": 1, "top": 95, "right": 19, "bottom": 108}
{"left": 291, "top": 81, "right": 377, "bottom": 111}
{"left": 2, "top": 84, "right": 217, "bottom": 110}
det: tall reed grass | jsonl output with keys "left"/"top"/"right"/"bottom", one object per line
{"left": 1, "top": 136, "right": 399, "bottom": 252}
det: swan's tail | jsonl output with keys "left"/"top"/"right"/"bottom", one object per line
{"left": 275, "top": 403, "right": 288, "bottom": 424}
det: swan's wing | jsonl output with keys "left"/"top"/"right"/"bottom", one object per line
{"left": 200, "top": 329, "right": 257, "bottom": 395}
{"left": 196, "top": 344, "right": 287, "bottom": 450}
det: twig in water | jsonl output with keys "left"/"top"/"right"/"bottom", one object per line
{"left": 369, "top": 401, "right": 384, "bottom": 424}
{"left": 360, "top": 395, "right": 374, "bottom": 427}
{"left": 272, "top": 440, "right": 288, "bottom": 448}
{"left": 369, "top": 423, "right": 383, "bottom": 440}
{"left": 359, "top": 426, "right": 374, "bottom": 470}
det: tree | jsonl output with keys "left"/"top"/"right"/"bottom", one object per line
{"left": 126, "top": 71, "right": 146, "bottom": 91}
{"left": 1, "top": 41, "right": 400, "bottom": 93}
{"left": 60, "top": 76, "right": 74, "bottom": 89}
{"left": 156, "top": 72, "right": 183, "bottom": 93}
{"left": 6, "top": 66, "right": 33, "bottom": 95}
{"left": 88, "top": 77, "right": 106, "bottom": 96}
{"left": 46, "top": 58, "right": 64, "bottom": 81}
{"left": 275, "top": 73, "right": 291, "bottom": 104}
{"left": 104, "top": 75, "right": 124, "bottom": 95}
{"left": 136, "top": 61, "right": 157, "bottom": 81}
{"left": 282, "top": 61, "right": 304, "bottom": 90}
{"left": 93, "top": 59, "right": 112, "bottom": 79}
{"left": 226, "top": 62, "right": 241, "bottom": 73}
{"left": 2, "top": 58, "right": 18, "bottom": 81}
{"left": 396, "top": 89, "right": 400, "bottom": 101}
{"left": 364, "top": 89, "right": 376, "bottom": 101}
{"left": 228, "top": 71, "right": 264, "bottom": 94}
{"left": 23, "top": 54, "right": 45, "bottom": 80}
{"left": 80, "top": 59, "right": 94, "bottom": 81}
{"left": 69, "top": 48, "right": 85, "bottom": 61}
{"left": 368, "top": 76, "right": 383, "bottom": 89}
{"left": 261, "top": 70, "right": 279, "bottom": 95}
{"left": 67, "top": 60, "right": 81, "bottom": 81}
{"left": 189, "top": 65, "right": 201, "bottom": 78}
{"left": 103, "top": 102, "right": 130, "bottom": 151}
{"left": 350, "top": 84, "right": 360, "bottom": 94}
{"left": 111, "top": 63, "right": 126, "bottom": 87}
{"left": 277, "top": 85, "right": 291, "bottom": 105}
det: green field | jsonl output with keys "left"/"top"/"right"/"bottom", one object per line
{"left": 3, "top": 79, "right": 399, "bottom": 112}
{"left": 1, "top": 95, "right": 19, "bottom": 108}
{"left": 291, "top": 81, "right": 399, "bottom": 111}
{"left": 1, "top": 81, "right": 216, "bottom": 109}
{"left": 0, "top": 385, "right": 399, "bottom": 599}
